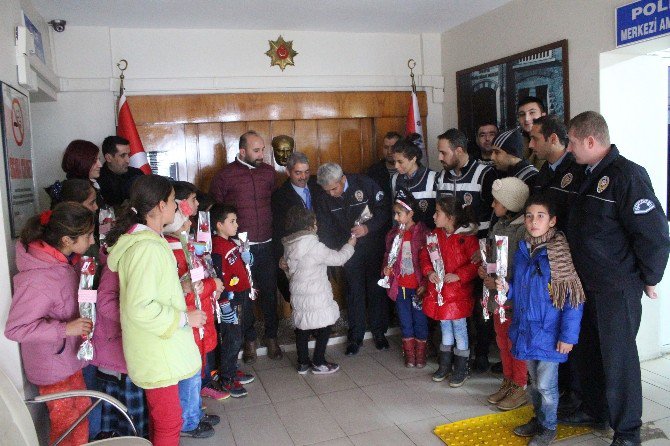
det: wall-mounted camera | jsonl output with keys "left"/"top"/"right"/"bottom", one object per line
{"left": 48, "top": 20, "right": 66, "bottom": 32}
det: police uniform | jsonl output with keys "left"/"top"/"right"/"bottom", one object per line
{"left": 391, "top": 165, "right": 437, "bottom": 229}
{"left": 435, "top": 157, "right": 496, "bottom": 239}
{"left": 566, "top": 145, "right": 670, "bottom": 443}
{"left": 314, "top": 174, "right": 390, "bottom": 344}
{"left": 532, "top": 151, "right": 584, "bottom": 232}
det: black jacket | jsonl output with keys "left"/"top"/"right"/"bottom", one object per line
{"left": 271, "top": 176, "right": 321, "bottom": 258}
{"left": 532, "top": 152, "right": 585, "bottom": 232}
{"left": 366, "top": 160, "right": 394, "bottom": 233}
{"left": 506, "top": 159, "right": 539, "bottom": 189}
{"left": 314, "top": 174, "right": 389, "bottom": 250}
{"left": 97, "top": 163, "right": 145, "bottom": 207}
{"left": 567, "top": 145, "right": 670, "bottom": 291}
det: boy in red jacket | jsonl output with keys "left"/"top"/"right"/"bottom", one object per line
{"left": 211, "top": 204, "right": 256, "bottom": 398}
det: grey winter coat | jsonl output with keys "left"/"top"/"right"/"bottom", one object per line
{"left": 282, "top": 230, "right": 355, "bottom": 330}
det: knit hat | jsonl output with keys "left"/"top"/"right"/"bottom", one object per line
{"left": 491, "top": 177, "right": 529, "bottom": 212}
{"left": 492, "top": 128, "right": 524, "bottom": 158}
{"left": 163, "top": 204, "right": 190, "bottom": 234}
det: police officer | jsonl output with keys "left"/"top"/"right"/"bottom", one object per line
{"left": 528, "top": 115, "right": 585, "bottom": 233}
{"left": 391, "top": 137, "right": 436, "bottom": 229}
{"left": 561, "top": 111, "right": 670, "bottom": 446}
{"left": 315, "top": 163, "right": 390, "bottom": 355}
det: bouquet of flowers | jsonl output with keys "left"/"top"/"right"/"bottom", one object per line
{"left": 378, "top": 224, "right": 404, "bottom": 288}
{"left": 494, "top": 235, "right": 509, "bottom": 322}
{"left": 426, "top": 233, "right": 445, "bottom": 306}
{"left": 77, "top": 256, "right": 97, "bottom": 360}
{"left": 179, "top": 231, "right": 206, "bottom": 339}
{"left": 237, "top": 232, "right": 257, "bottom": 301}
{"left": 354, "top": 205, "right": 373, "bottom": 227}
{"left": 98, "top": 207, "right": 115, "bottom": 242}
{"left": 479, "top": 238, "right": 491, "bottom": 321}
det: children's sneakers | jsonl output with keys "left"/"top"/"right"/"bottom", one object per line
{"left": 297, "top": 363, "right": 312, "bottom": 375}
{"left": 180, "top": 421, "right": 214, "bottom": 438}
{"left": 311, "top": 362, "right": 340, "bottom": 375}
{"left": 221, "top": 378, "right": 248, "bottom": 398}
{"left": 235, "top": 370, "right": 255, "bottom": 385}
{"left": 200, "top": 380, "right": 231, "bottom": 401}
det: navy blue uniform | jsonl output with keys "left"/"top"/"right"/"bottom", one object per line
{"left": 566, "top": 145, "right": 670, "bottom": 443}
{"left": 533, "top": 152, "right": 585, "bottom": 233}
{"left": 314, "top": 174, "right": 390, "bottom": 343}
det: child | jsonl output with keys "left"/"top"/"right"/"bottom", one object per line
{"left": 163, "top": 199, "right": 224, "bottom": 438}
{"left": 5, "top": 202, "right": 96, "bottom": 445}
{"left": 94, "top": 245, "right": 149, "bottom": 438}
{"left": 498, "top": 194, "right": 584, "bottom": 446}
{"left": 210, "top": 204, "right": 256, "bottom": 396}
{"left": 480, "top": 177, "right": 530, "bottom": 411}
{"left": 106, "top": 175, "right": 205, "bottom": 446}
{"left": 47, "top": 178, "right": 99, "bottom": 212}
{"left": 381, "top": 189, "right": 429, "bottom": 368}
{"left": 281, "top": 206, "right": 355, "bottom": 374}
{"left": 420, "top": 196, "right": 480, "bottom": 387}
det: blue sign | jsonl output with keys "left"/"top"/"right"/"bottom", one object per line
{"left": 616, "top": 0, "right": 670, "bottom": 47}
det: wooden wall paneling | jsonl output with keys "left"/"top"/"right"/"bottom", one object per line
{"left": 221, "top": 122, "right": 248, "bottom": 164}
{"left": 194, "top": 123, "right": 225, "bottom": 191}
{"left": 316, "top": 120, "right": 340, "bottom": 166}
{"left": 136, "top": 124, "right": 187, "bottom": 181}
{"left": 127, "top": 91, "right": 428, "bottom": 125}
{"left": 183, "top": 124, "right": 199, "bottom": 184}
{"left": 339, "top": 119, "right": 363, "bottom": 174}
{"left": 360, "top": 118, "right": 374, "bottom": 170}
{"left": 293, "top": 120, "right": 319, "bottom": 169}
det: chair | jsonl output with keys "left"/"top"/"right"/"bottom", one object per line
{"left": 0, "top": 367, "right": 150, "bottom": 445}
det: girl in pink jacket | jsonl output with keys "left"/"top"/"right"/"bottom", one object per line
{"left": 5, "top": 202, "right": 96, "bottom": 446}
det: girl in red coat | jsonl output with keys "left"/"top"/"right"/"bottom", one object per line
{"left": 382, "top": 189, "right": 429, "bottom": 368}
{"left": 420, "top": 195, "right": 479, "bottom": 388}
{"left": 164, "top": 198, "right": 224, "bottom": 439}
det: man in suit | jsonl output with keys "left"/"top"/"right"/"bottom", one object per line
{"left": 271, "top": 151, "right": 321, "bottom": 302}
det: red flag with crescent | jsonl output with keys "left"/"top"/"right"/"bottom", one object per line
{"left": 117, "top": 94, "right": 151, "bottom": 175}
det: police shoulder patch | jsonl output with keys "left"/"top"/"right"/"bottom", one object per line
{"left": 633, "top": 198, "right": 655, "bottom": 215}
{"left": 560, "top": 173, "right": 573, "bottom": 189}
{"left": 596, "top": 176, "right": 609, "bottom": 193}
{"left": 375, "top": 191, "right": 384, "bottom": 202}
{"left": 354, "top": 189, "right": 364, "bottom": 202}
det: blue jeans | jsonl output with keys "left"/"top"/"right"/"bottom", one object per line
{"left": 82, "top": 364, "right": 102, "bottom": 440}
{"left": 395, "top": 288, "right": 428, "bottom": 340}
{"left": 440, "top": 318, "right": 468, "bottom": 353}
{"left": 219, "top": 297, "right": 244, "bottom": 381}
{"left": 178, "top": 371, "right": 203, "bottom": 431}
{"left": 527, "top": 360, "right": 559, "bottom": 430}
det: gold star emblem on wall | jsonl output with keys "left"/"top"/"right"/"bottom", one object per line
{"left": 265, "top": 35, "right": 298, "bottom": 71}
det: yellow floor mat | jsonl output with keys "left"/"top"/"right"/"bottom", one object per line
{"left": 434, "top": 405, "right": 593, "bottom": 445}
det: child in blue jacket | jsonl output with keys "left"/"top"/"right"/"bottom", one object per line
{"left": 497, "top": 194, "right": 585, "bottom": 446}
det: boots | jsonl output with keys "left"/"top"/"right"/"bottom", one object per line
{"left": 487, "top": 378, "right": 512, "bottom": 404}
{"left": 432, "top": 350, "right": 453, "bottom": 382}
{"left": 497, "top": 383, "right": 527, "bottom": 411}
{"left": 415, "top": 340, "right": 427, "bottom": 368}
{"left": 265, "top": 338, "right": 284, "bottom": 360}
{"left": 402, "top": 338, "right": 416, "bottom": 367}
{"left": 449, "top": 354, "right": 470, "bottom": 387}
{"left": 242, "top": 340, "right": 257, "bottom": 364}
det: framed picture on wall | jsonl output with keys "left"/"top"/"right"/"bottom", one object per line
{"left": 0, "top": 82, "right": 37, "bottom": 238}
{"left": 456, "top": 39, "right": 569, "bottom": 147}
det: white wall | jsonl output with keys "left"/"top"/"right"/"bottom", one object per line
{"left": 442, "top": 0, "right": 670, "bottom": 358}
{"left": 31, "top": 27, "right": 445, "bottom": 205}
{"left": 0, "top": 0, "right": 53, "bottom": 393}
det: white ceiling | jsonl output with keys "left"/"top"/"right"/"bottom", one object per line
{"left": 31, "top": 0, "right": 512, "bottom": 33}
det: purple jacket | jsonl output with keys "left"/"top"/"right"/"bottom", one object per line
{"left": 209, "top": 157, "right": 275, "bottom": 243}
{"left": 383, "top": 222, "right": 429, "bottom": 300}
{"left": 4, "top": 241, "right": 85, "bottom": 386}
{"left": 91, "top": 248, "right": 127, "bottom": 374}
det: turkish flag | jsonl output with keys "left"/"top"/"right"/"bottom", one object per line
{"left": 117, "top": 94, "right": 151, "bottom": 175}
{"left": 405, "top": 91, "right": 427, "bottom": 163}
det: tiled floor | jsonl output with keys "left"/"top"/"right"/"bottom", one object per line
{"left": 183, "top": 338, "right": 670, "bottom": 445}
